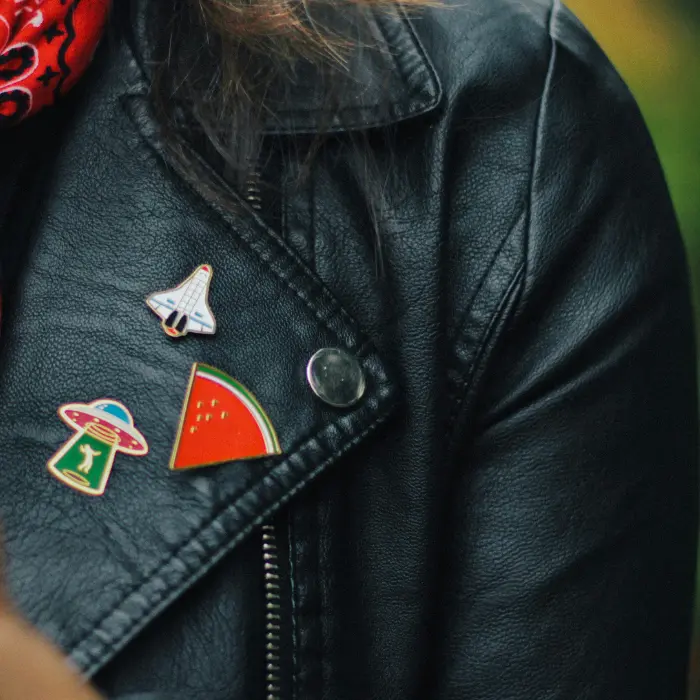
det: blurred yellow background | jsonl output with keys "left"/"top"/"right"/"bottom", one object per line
{"left": 564, "top": 0, "right": 700, "bottom": 696}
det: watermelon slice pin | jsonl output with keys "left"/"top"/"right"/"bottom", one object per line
{"left": 170, "top": 363, "right": 281, "bottom": 470}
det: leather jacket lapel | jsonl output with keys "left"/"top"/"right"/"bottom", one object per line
{"left": 0, "top": 39, "right": 398, "bottom": 675}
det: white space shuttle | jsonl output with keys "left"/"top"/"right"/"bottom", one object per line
{"left": 146, "top": 264, "right": 216, "bottom": 338}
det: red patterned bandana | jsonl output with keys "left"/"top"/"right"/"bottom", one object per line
{"left": 0, "top": 0, "right": 110, "bottom": 127}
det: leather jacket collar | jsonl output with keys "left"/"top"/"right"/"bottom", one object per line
{"left": 127, "top": 0, "right": 443, "bottom": 135}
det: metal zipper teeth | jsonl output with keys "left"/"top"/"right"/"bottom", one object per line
{"left": 245, "top": 171, "right": 263, "bottom": 212}
{"left": 247, "top": 171, "right": 283, "bottom": 700}
{"left": 262, "top": 523, "right": 283, "bottom": 700}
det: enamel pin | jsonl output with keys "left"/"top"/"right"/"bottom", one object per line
{"left": 147, "top": 264, "right": 216, "bottom": 338}
{"left": 170, "top": 363, "right": 281, "bottom": 471}
{"left": 47, "top": 400, "right": 149, "bottom": 496}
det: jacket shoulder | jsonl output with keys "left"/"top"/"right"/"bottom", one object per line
{"left": 416, "top": 0, "right": 630, "bottom": 116}
{"left": 432, "top": 0, "right": 687, "bottom": 426}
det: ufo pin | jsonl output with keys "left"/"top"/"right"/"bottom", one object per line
{"left": 146, "top": 265, "right": 216, "bottom": 338}
{"left": 170, "top": 363, "right": 281, "bottom": 471}
{"left": 47, "top": 399, "right": 149, "bottom": 496}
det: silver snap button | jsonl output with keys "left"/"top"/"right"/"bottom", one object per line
{"left": 306, "top": 348, "right": 366, "bottom": 408}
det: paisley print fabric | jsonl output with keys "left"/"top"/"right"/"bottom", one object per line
{"left": 0, "top": 0, "right": 109, "bottom": 126}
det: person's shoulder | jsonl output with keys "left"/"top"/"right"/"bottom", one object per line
{"left": 415, "top": 0, "right": 634, "bottom": 118}
{"left": 415, "top": 0, "right": 650, "bottom": 209}
{"left": 419, "top": 0, "right": 680, "bottom": 342}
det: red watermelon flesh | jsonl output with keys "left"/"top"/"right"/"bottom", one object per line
{"left": 170, "top": 364, "right": 281, "bottom": 470}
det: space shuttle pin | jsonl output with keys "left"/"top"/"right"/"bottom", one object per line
{"left": 146, "top": 265, "right": 216, "bottom": 338}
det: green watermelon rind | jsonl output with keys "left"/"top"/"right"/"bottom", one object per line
{"left": 195, "top": 363, "right": 281, "bottom": 454}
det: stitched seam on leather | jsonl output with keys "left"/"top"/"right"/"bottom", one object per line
{"left": 224, "top": 234, "right": 353, "bottom": 345}
{"left": 123, "top": 78, "right": 400, "bottom": 125}
{"left": 126, "top": 90, "right": 434, "bottom": 127}
{"left": 523, "top": 0, "right": 559, "bottom": 298}
{"left": 445, "top": 0, "right": 558, "bottom": 433}
{"left": 446, "top": 210, "right": 525, "bottom": 346}
{"left": 310, "top": 159, "right": 317, "bottom": 272}
{"left": 372, "top": 5, "right": 442, "bottom": 106}
{"left": 124, "top": 2, "right": 440, "bottom": 134}
{"left": 446, "top": 263, "right": 524, "bottom": 435}
{"left": 123, "top": 16, "right": 436, "bottom": 121}
{"left": 71, "top": 399, "right": 396, "bottom": 673}
{"left": 188, "top": 170, "right": 361, "bottom": 347}
{"left": 281, "top": 165, "right": 289, "bottom": 244}
{"left": 123, "top": 55, "right": 427, "bottom": 124}
{"left": 122, "top": 95, "right": 364, "bottom": 350}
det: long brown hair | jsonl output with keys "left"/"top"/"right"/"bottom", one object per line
{"left": 149, "top": 0, "right": 432, "bottom": 204}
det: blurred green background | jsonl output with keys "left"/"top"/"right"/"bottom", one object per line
{"left": 565, "top": 0, "right": 700, "bottom": 697}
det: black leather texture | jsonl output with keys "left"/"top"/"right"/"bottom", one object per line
{"left": 0, "top": 0, "right": 697, "bottom": 698}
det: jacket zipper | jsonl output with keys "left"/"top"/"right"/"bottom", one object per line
{"left": 262, "top": 523, "right": 284, "bottom": 700}
{"left": 245, "top": 172, "right": 264, "bottom": 212}
{"left": 246, "top": 170, "right": 287, "bottom": 700}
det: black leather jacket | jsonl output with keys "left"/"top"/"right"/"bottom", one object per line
{"left": 0, "top": 0, "right": 697, "bottom": 698}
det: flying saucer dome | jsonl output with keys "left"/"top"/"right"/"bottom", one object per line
{"left": 58, "top": 399, "right": 148, "bottom": 455}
